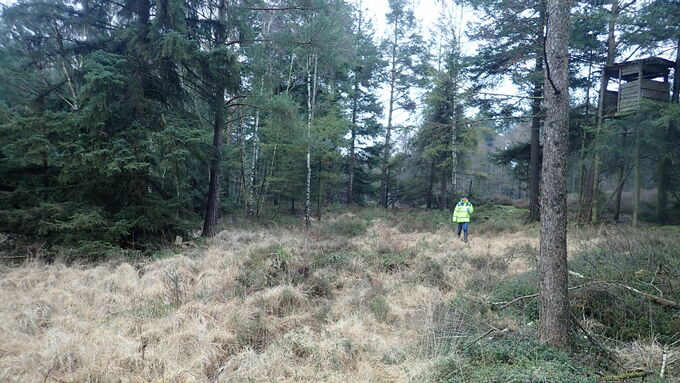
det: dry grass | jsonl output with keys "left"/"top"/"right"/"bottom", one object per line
{"left": 1, "top": 211, "right": 657, "bottom": 382}
{"left": 615, "top": 338, "right": 680, "bottom": 374}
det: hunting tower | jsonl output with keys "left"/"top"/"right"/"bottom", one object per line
{"left": 601, "top": 57, "right": 675, "bottom": 116}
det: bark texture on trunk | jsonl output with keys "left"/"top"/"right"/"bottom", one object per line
{"left": 202, "top": 95, "right": 224, "bottom": 237}
{"left": 305, "top": 54, "right": 318, "bottom": 228}
{"left": 529, "top": 53, "right": 544, "bottom": 222}
{"left": 247, "top": 111, "right": 260, "bottom": 218}
{"left": 539, "top": 0, "right": 571, "bottom": 349}
{"left": 201, "top": 0, "right": 227, "bottom": 237}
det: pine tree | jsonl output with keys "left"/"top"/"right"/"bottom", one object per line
{"left": 346, "top": 1, "right": 383, "bottom": 205}
{"left": 379, "top": 0, "right": 427, "bottom": 208}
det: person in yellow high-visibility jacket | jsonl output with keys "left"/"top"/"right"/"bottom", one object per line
{"left": 452, "top": 195, "right": 474, "bottom": 243}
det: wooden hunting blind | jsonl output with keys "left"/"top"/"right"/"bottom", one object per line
{"left": 601, "top": 57, "right": 675, "bottom": 116}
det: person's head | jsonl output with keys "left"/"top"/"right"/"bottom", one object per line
{"left": 462, "top": 195, "right": 468, "bottom": 202}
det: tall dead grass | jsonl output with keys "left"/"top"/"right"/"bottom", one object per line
{"left": 0, "top": 215, "right": 547, "bottom": 382}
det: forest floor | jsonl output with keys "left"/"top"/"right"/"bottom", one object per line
{"left": 1, "top": 206, "right": 679, "bottom": 382}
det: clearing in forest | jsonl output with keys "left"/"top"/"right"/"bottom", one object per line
{"left": 1, "top": 207, "right": 679, "bottom": 382}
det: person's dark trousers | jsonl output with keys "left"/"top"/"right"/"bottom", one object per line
{"left": 457, "top": 222, "right": 469, "bottom": 242}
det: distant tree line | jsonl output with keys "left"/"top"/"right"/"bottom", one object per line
{"left": 0, "top": 0, "right": 678, "bottom": 251}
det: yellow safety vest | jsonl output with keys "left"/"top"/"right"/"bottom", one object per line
{"left": 452, "top": 201, "right": 474, "bottom": 223}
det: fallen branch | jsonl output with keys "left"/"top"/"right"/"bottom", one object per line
{"left": 570, "top": 313, "right": 623, "bottom": 369}
{"left": 495, "top": 292, "right": 538, "bottom": 308}
{"left": 493, "top": 282, "right": 601, "bottom": 308}
{"left": 611, "top": 282, "right": 680, "bottom": 309}
{"left": 494, "top": 281, "right": 680, "bottom": 310}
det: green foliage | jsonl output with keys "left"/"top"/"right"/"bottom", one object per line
{"left": 474, "top": 205, "right": 532, "bottom": 235}
{"left": 127, "top": 302, "right": 177, "bottom": 319}
{"left": 491, "top": 277, "right": 540, "bottom": 321}
{"left": 371, "top": 244, "right": 411, "bottom": 272}
{"left": 492, "top": 142, "right": 535, "bottom": 183}
{"left": 236, "top": 244, "right": 293, "bottom": 291}
{"left": 312, "top": 250, "right": 362, "bottom": 269}
{"left": 321, "top": 216, "right": 368, "bottom": 238}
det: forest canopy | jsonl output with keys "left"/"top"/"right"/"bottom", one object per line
{"left": 0, "top": 0, "right": 678, "bottom": 254}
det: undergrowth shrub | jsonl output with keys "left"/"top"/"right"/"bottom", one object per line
{"left": 312, "top": 250, "right": 362, "bottom": 269}
{"left": 372, "top": 244, "right": 411, "bottom": 272}
{"left": 236, "top": 244, "right": 297, "bottom": 292}
{"left": 412, "top": 257, "right": 450, "bottom": 291}
{"left": 490, "top": 277, "right": 539, "bottom": 321}
{"left": 570, "top": 227, "right": 680, "bottom": 343}
{"left": 425, "top": 298, "right": 483, "bottom": 356}
{"left": 321, "top": 216, "right": 368, "bottom": 238}
{"left": 474, "top": 205, "right": 531, "bottom": 235}
{"left": 395, "top": 210, "right": 450, "bottom": 233}
{"left": 435, "top": 332, "right": 598, "bottom": 382}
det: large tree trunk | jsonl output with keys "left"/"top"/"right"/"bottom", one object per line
{"left": 347, "top": 128, "right": 357, "bottom": 205}
{"left": 539, "top": 0, "right": 571, "bottom": 349}
{"left": 529, "top": 48, "right": 544, "bottom": 222}
{"left": 202, "top": 94, "right": 224, "bottom": 237}
{"left": 201, "top": 0, "right": 227, "bottom": 237}
{"left": 238, "top": 118, "right": 247, "bottom": 206}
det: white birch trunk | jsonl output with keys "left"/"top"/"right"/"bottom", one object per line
{"left": 247, "top": 110, "right": 260, "bottom": 218}
{"left": 305, "top": 54, "right": 318, "bottom": 228}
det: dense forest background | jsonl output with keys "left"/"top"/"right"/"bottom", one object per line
{"left": 0, "top": 0, "right": 679, "bottom": 254}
